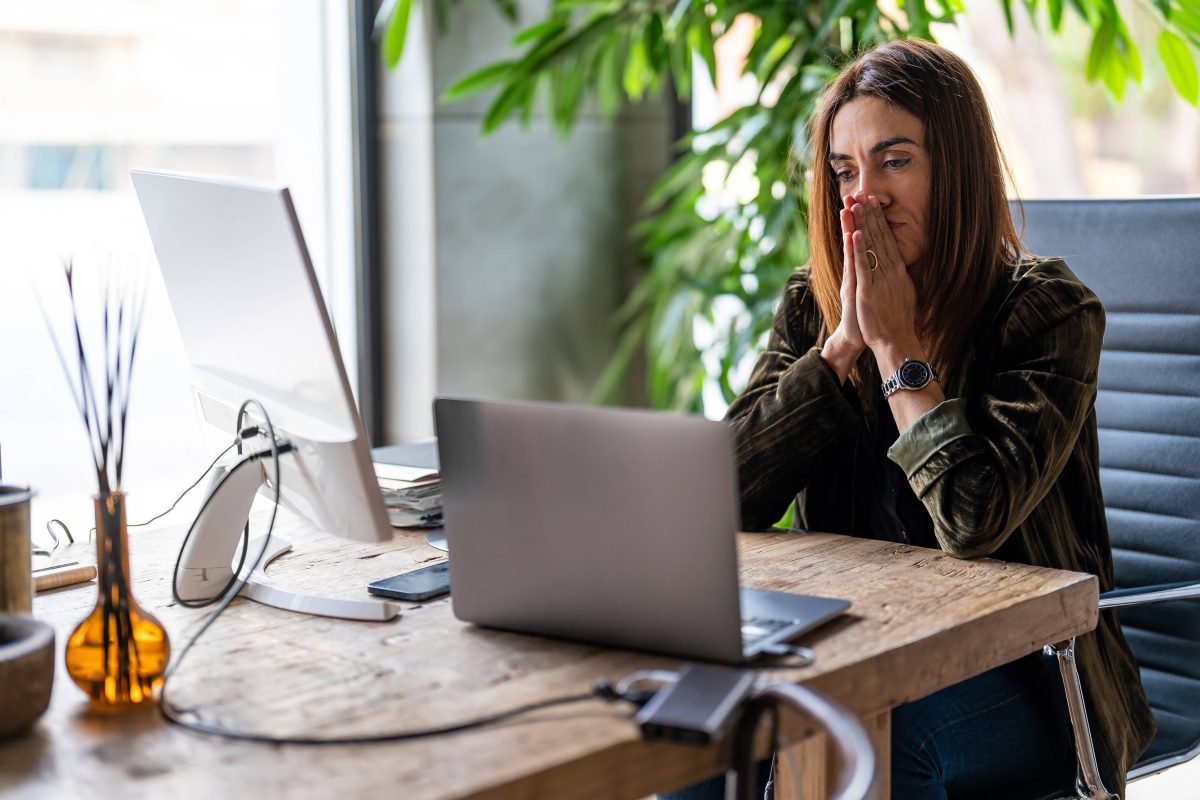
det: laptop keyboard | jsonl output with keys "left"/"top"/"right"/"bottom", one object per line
{"left": 740, "top": 615, "right": 794, "bottom": 647}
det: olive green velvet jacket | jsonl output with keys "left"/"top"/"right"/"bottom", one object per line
{"left": 725, "top": 257, "right": 1155, "bottom": 796}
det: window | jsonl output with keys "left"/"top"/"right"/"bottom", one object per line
{"left": 1, "top": 0, "right": 354, "bottom": 541}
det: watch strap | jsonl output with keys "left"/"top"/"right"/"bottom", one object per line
{"left": 881, "top": 357, "right": 938, "bottom": 398}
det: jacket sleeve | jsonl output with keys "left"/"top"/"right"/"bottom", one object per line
{"left": 887, "top": 276, "right": 1105, "bottom": 557}
{"left": 724, "top": 270, "right": 860, "bottom": 530}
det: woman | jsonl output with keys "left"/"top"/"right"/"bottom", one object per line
{"left": 677, "top": 39, "right": 1154, "bottom": 799}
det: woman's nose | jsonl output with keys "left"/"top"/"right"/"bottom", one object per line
{"left": 856, "top": 175, "right": 887, "bottom": 206}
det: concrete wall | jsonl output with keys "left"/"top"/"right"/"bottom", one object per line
{"left": 379, "top": 1, "right": 671, "bottom": 443}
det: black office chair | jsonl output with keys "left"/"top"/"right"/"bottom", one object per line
{"left": 1013, "top": 197, "right": 1200, "bottom": 799}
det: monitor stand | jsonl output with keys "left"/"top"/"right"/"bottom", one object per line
{"left": 174, "top": 453, "right": 399, "bottom": 622}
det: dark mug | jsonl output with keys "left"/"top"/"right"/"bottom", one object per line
{"left": 0, "top": 613, "right": 55, "bottom": 737}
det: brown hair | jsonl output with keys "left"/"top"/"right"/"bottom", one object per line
{"left": 806, "top": 39, "right": 1023, "bottom": 376}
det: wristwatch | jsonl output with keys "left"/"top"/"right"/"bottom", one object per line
{"left": 882, "top": 357, "right": 939, "bottom": 398}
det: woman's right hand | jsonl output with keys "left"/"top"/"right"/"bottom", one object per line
{"left": 820, "top": 194, "right": 867, "bottom": 383}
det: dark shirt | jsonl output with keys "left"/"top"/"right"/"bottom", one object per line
{"left": 724, "top": 258, "right": 1155, "bottom": 796}
{"left": 873, "top": 401, "right": 937, "bottom": 549}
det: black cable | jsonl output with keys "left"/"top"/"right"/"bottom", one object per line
{"left": 158, "top": 401, "right": 643, "bottom": 744}
{"left": 156, "top": 402, "right": 796, "bottom": 745}
{"left": 126, "top": 441, "right": 237, "bottom": 532}
{"left": 167, "top": 449, "right": 257, "bottom": 610}
{"left": 162, "top": 690, "right": 609, "bottom": 745}
{"left": 165, "top": 400, "right": 284, "bottom": 658}
{"left": 44, "top": 441, "right": 237, "bottom": 546}
{"left": 166, "top": 420, "right": 293, "bottom": 611}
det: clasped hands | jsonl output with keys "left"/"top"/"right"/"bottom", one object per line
{"left": 820, "top": 192, "right": 923, "bottom": 386}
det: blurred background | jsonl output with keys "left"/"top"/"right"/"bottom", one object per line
{"left": 3, "top": 4, "right": 1197, "bottom": 494}
{"left": 3, "top": 0, "right": 1197, "bottom": 544}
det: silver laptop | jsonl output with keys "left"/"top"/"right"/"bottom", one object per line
{"left": 434, "top": 397, "right": 849, "bottom": 663}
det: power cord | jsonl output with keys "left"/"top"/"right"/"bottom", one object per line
{"left": 163, "top": 399, "right": 285, "bottom": 674}
{"left": 41, "top": 438, "right": 245, "bottom": 548}
{"left": 126, "top": 440, "right": 238, "bottom": 533}
{"left": 158, "top": 398, "right": 647, "bottom": 744}
{"left": 168, "top": 426, "right": 290, "bottom": 610}
{"left": 156, "top": 400, "right": 814, "bottom": 745}
{"left": 162, "top": 686, "right": 634, "bottom": 746}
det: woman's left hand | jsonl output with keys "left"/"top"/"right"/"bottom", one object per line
{"left": 851, "top": 194, "right": 919, "bottom": 352}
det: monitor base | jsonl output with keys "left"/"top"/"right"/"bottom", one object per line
{"left": 425, "top": 528, "right": 448, "bottom": 552}
{"left": 232, "top": 534, "right": 398, "bottom": 623}
{"left": 238, "top": 535, "right": 400, "bottom": 622}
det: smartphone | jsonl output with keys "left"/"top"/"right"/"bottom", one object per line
{"left": 367, "top": 562, "right": 450, "bottom": 601}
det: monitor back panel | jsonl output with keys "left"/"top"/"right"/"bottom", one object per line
{"left": 132, "top": 169, "right": 389, "bottom": 544}
{"left": 435, "top": 398, "right": 746, "bottom": 662}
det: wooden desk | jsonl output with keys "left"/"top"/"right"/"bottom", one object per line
{"left": 0, "top": 515, "right": 1097, "bottom": 800}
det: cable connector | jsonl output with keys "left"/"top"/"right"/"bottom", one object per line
{"left": 592, "top": 680, "right": 656, "bottom": 708}
{"left": 243, "top": 440, "right": 294, "bottom": 461}
{"left": 635, "top": 664, "right": 756, "bottom": 746}
{"left": 237, "top": 425, "right": 264, "bottom": 442}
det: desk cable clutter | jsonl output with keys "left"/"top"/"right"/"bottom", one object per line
{"left": 64, "top": 397, "right": 844, "bottom": 779}
{"left": 620, "top": 665, "right": 877, "bottom": 800}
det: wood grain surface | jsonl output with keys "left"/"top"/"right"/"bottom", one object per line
{"left": 0, "top": 508, "right": 1097, "bottom": 800}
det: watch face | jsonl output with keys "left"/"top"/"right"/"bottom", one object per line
{"left": 899, "top": 359, "right": 932, "bottom": 388}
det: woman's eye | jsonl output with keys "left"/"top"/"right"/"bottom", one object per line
{"left": 884, "top": 157, "right": 911, "bottom": 169}
{"left": 835, "top": 170, "right": 855, "bottom": 183}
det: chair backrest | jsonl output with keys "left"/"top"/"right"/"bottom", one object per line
{"left": 1013, "top": 197, "right": 1200, "bottom": 773}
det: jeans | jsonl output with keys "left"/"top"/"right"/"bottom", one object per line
{"left": 660, "top": 654, "right": 1075, "bottom": 800}
{"left": 891, "top": 652, "right": 1076, "bottom": 800}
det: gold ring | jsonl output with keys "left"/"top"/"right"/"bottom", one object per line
{"left": 866, "top": 249, "right": 879, "bottom": 271}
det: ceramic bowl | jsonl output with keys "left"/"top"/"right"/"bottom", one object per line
{"left": 0, "top": 613, "right": 55, "bottom": 738}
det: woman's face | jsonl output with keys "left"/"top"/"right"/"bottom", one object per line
{"left": 828, "top": 95, "right": 931, "bottom": 268}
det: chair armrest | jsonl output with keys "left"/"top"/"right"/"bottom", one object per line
{"left": 1098, "top": 580, "right": 1200, "bottom": 610}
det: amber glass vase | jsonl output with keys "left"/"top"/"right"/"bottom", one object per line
{"left": 64, "top": 491, "right": 170, "bottom": 706}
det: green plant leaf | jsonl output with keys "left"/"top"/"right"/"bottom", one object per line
{"left": 512, "top": 18, "right": 566, "bottom": 47}
{"left": 441, "top": 60, "right": 516, "bottom": 101}
{"left": 998, "top": 0, "right": 1015, "bottom": 35}
{"left": 1070, "top": 0, "right": 1101, "bottom": 27}
{"left": 1048, "top": 0, "right": 1064, "bottom": 30}
{"left": 690, "top": 17, "right": 717, "bottom": 84}
{"left": 482, "top": 80, "right": 528, "bottom": 133}
{"left": 1175, "top": 3, "right": 1200, "bottom": 44}
{"left": 432, "top": 0, "right": 450, "bottom": 33}
{"left": 522, "top": 13, "right": 623, "bottom": 78}
{"left": 1120, "top": 28, "right": 1143, "bottom": 83}
{"left": 623, "top": 35, "right": 650, "bottom": 100}
{"left": 645, "top": 14, "right": 666, "bottom": 73}
{"left": 596, "top": 34, "right": 623, "bottom": 116}
{"left": 1158, "top": 29, "right": 1200, "bottom": 104}
{"left": 906, "top": 0, "right": 933, "bottom": 36}
{"left": 814, "top": 0, "right": 854, "bottom": 49}
{"left": 555, "top": 54, "right": 588, "bottom": 133}
{"left": 493, "top": 0, "right": 518, "bottom": 23}
{"left": 383, "top": 0, "right": 415, "bottom": 68}
{"left": 1086, "top": 18, "right": 1115, "bottom": 81}
{"left": 1100, "top": 43, "right": 1128, "bottom": 99}
{"left": 668, "top": 25, "right": 692, "bottom": 98}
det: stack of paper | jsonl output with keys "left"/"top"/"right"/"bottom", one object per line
{"left": 374, "top": 460, "right": 442, "bottom": 529}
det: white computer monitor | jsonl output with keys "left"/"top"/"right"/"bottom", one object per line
{"left": 132, "top": 169, "right": 395, "bottom": 621}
